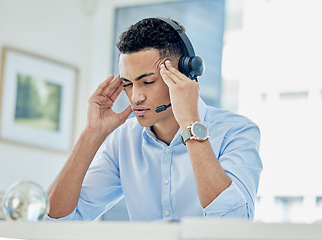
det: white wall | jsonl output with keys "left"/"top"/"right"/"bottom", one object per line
{"left": 0, "top": 0, "right": 174, "bottom": 193}
{"left": 0, "top": 0, "right": 93, "bottom": 192}
{"left": 219, "top": 0, "right": 322, "bottom": 222}
{"left": 239, "top": 0, "right": 322, "bottom": 197}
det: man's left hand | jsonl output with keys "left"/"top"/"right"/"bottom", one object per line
{"left": 160, "top": 60, "right": 200, "bottom": 130}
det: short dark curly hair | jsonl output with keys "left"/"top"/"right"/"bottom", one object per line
{"left": 116, "top": 17, "right": 186, "bottom": 60}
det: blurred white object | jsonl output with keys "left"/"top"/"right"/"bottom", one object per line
{"left": 2, "top": 181, "right": 49, "bottom": 221}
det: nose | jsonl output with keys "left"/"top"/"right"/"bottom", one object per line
{"left": 131, "top": 85, "right": 146, "bottom": 105}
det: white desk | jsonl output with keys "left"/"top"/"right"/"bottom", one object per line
{"left": 1, "top": 218, "right": 322, "bottom": 240}
{"left": 181, "top": 218, "right": 322, "bottom": 240}
{"left": 0, "top": 221, "right": 178, "bottom": 240}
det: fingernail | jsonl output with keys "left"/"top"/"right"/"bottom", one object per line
{"left": 165, "top": 60, "right": 171, "bottom": 64}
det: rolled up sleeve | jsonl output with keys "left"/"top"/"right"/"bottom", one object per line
{"left": 46, "top": 135, "right": 123, "bottom": 221}
{"left": 46, "top": 208, "right": 76, "bottom": 221}
{"left": 203, "top": 181, "right": 249, "bottom": 218}
{"left": 205, "top": 121, "right": 262, "bottom": 220}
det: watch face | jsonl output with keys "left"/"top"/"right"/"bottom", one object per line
{"left": 191, "top": 122, "right": 208, "bottom": 140}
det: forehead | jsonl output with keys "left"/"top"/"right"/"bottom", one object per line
{"left": 119, "top": 49, "right": 162, "bottom": 77}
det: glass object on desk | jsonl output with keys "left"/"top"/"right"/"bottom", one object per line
{"left": 2, "top": 181, "right": 49, "bottom": 221}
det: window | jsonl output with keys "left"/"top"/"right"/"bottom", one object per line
{"left": 112, "top": 0, "right": 225, "bottom": 112}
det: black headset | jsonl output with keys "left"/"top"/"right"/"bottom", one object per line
{"left": 157, "top": 17, "right": 205, "bottom": 81}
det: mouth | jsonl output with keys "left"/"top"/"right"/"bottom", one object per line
{"left": 133, "top": 107, "right": 150, "bottom": 117}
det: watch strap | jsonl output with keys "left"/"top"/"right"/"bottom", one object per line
{"left": 180, "top": 127, "right": 191, "bottom": 145}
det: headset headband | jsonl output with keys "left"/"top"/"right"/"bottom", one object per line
{"left": 153, "top": 17, "right": 204, "bottom": 80}
{"left": 157, "top": 17, "right": 195, "bottom": 58}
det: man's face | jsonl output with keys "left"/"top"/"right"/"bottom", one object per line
{"left": 119, "top": 49, "right": 175, "bottom": 127}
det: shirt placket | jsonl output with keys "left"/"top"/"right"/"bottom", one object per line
{"left": 161, "top": 147, "right": 173, "bottom": 220}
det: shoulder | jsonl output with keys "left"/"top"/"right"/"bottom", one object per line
{"left": 104, "top": 116, "right": 147, "bottom": 148}
{"left": 204, "top": 105, "right": 260, "bottom": 141}
{"left": 205, "top": 105, "right": 255, "bottom": 126}
{"left": 121, "top": 116, "right": 143, "bottom": 133}
{"left": 98, "top": 117, "right": 141, "bottom": 160}
{"left": 108, "top": 117, "right": 142, "bottom": 139}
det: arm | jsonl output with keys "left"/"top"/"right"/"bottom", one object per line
{"left": 47, "top": 75, "right": 131, "bottom": 218}
{"left": 185, "top": 138, "right": 232, "bottom": 208}
{"left": 204, "top": 122, "right": 262, "bottom": 218}
{"left": 160, "top": 61, "right": 231, "bottom": 208}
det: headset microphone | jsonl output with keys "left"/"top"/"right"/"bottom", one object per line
{"left": 155, "top": 103, "right": 171, "bottom": 113}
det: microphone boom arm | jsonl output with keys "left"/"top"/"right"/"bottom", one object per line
{"left": 155, "top": 103, "right": 171, "bottom": 113}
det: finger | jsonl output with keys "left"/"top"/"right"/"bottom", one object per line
{"left": 118, "top": 105, "right": 132, "bottom": 123}
{"left": 162, "top": 61, "right": 185, "bottom": 84}
{"left": 93, "top": 75, "right": 114, "bottom": 96}
{"left": 101, "top": 75, "right": 123, "bottom": 96}
{"left": 160, "top": 64, "right": 176, "bottom": 87}
{"left": 109, "top": 81, "right": 124, "bottom": 103}
{"left": 164, "top": 60, "right": 189, "bottom": 82}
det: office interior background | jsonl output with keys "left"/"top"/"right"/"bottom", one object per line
{"left": 0, "top": 0, "right": 321, "bottom": 223}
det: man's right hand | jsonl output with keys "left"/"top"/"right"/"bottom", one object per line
{"left": 47, "top": 74, "right": 131, "bottom": 219}
{"left": 87, "top": 74, "right": 132, "bottom": 137}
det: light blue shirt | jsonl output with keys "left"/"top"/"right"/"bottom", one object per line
{"left": 49, "top": 98, "right": 262, "bottom": 221}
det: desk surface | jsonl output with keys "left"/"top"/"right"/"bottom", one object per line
{"left": 0, "top": 220, "right": 178, "bottom": 240}
{"left": 1, "top": 218, "right": 322, "bottom": 240}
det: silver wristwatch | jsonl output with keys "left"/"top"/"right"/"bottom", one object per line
{"left": 180, "top": 121, "right": 209, "bottom": 145}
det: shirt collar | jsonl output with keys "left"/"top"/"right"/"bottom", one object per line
{"left": 143, "top": 97, "right": 208, "bottom": 145}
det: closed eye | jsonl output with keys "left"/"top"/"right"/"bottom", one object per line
{"left": 122, "top": 80, "right": 154, "bottom": 87}
{"left": 144, "top": 81, "right": 155, "bottom": 85}
{"left": 123, "top": 83, "right": 133, "bottom": 87}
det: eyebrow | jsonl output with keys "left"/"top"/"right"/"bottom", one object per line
{"left": 120, "top": 72, "right": 155, "bottom": 82}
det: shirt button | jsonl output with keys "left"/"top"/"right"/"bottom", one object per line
{"left": 165, "top": 210, "right": 170, "bottom": 216}
{"left": 163, "top": 179, "right": 169, "bottom": 185}
{"left": 165, "top": 148, "right": 170, "bottom": 153}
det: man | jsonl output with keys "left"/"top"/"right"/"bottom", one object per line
{"left": 47, "top": 18, "right": 262, "bottom": 221}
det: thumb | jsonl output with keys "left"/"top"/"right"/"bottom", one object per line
{"left": 118, "top": 105, "right": 132, "bottom": 123}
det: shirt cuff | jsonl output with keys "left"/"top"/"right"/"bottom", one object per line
{"left": 203, "top": 181, "right": 249, "bottom": 218}
{"left": 45, "top": 208, "right": 76, "bottom": 221}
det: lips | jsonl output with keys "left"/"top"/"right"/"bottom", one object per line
{"left": 133, "top": 106, "right": 150, "bottom": 116}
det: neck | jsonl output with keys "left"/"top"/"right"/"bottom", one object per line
{"left": 151, "top": 113, "right": 179, "bottom": 146}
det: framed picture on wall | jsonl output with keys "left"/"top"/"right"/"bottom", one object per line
{"left": 0, "top": 47, "right": 78, "bottom": 152}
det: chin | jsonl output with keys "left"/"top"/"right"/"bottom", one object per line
{"left": 135, "top": 116, "right": 155, "bottom": 128}
{"left": 134, "top": 109, "right": 172, "bottom": 128}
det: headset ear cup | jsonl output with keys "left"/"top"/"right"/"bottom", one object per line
{"left": 190, "top": 56, "right": 205, "bottom": 77}
{"left": 179, "top": 56, "right": 205, "bottom": 79}
{"left": 178, "top": 56, "right": 191, "bottom": 77}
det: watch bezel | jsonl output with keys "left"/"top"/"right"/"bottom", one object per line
{"left": 180, "top": 121, "right": 209, "bottom": 145}
{"left": 190, "top": 122, "right": 209, "bottom": 141}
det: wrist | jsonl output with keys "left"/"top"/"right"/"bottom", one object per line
{"left": 179, "top": 118, "right": 201, "bottom": 131}
{"left": 83, "top": 127, "right": 108, "bottom": 144}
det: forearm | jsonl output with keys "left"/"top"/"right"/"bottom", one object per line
{"left": 186, "top": 139, "right": 232, "bottom": 208}
{"left": 159, "top": 60, "right": 235, "bottom": 209}
{"left": 47, "top": 128, "right": 107, "bottom": 218}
